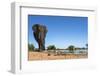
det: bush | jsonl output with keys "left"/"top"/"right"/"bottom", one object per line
{"left": 28, "top": 43, "right": 34, "bottom": 51}
{"left": 67, "top": 45, "right": 75, "bottom": 53}
{"left": 47, "top": 45, "right": 56, "bottom": 50}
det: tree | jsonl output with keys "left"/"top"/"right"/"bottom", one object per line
{"left": 86, "top": 44, "right": 88, "bottom": 49}
{"left": 67, "top": 45, "right": 75, "bottom": 53}
{"left": 47, "top": 45, "right": 56, "bottom": 50}
{"left": 28, "top": 43, "right": 34, "bottom": 51}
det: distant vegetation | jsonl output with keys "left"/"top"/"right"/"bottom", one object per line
{"left": 86, "top": 44, "right": 88, "bottom": 49}
{"left": 67, "top": 45, "right": 75, "bottom": 53}
{"left": 28, "top": 43, "right": 34, "bottom": 51}
{"left": 28, "top": 43, "right": 88, "bottom": 53}
{"left": 47, "top": 45, "right": 56, "bottom": 50}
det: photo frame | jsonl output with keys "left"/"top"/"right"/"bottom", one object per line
{"left": 11, "top": 2, "right": 97, "bottom": 74}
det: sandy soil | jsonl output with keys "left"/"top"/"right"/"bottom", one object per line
{"left": 28, "top": 51, "right": 88, "bottom": 61}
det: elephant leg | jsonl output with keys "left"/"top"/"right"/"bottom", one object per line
{"left": 38, "top": 41, "right": 41, "bottom": 51}
{"left": 33, "top": 32, "right": 39, "bottom": 43}
{"left": 38, "top": 39, "right": 43, "bottom": 51}
{"left": 42, "top": 40, "right": 45, "bottom": 50}
{"left": 38, "top": 43, "right": 40, "bottom": 52}
{"left": 39, "top": 41, "right": 44, "bottom": 51}
{"left": 40, "top": 39, "right": 45, "bottom": 50}
{"left": 40, "top": 32, "right": 45, "bottom": 51}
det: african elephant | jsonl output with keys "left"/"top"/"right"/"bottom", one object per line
{"left": 32, "top": 24, "right": 48, "bottom": 51}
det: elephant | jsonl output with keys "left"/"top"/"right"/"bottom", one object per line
{"left": 32, "top": 24, "right": 48, "bottom": 51}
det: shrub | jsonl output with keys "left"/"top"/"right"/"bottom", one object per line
{"left": 28, "top": 43, "right": 34, "bottom": 51}
{"left": 67, "top": 45, "right": 75, "bottom": 53}
{"left": 47, "top": 45, "right": 56, "bottom": 50}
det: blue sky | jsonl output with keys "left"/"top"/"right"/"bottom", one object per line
{"left": 28, "top": 15, "right": 88, "bottom": 49}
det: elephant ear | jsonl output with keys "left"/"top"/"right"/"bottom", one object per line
{"left": 38, "top": 25, "right": 42, "bottom": 32}
{"left": 32, "top": 24, "right": 40, "bottom": 32}
{"left": 45, "top": 27, "right": 48, "bottom": 33}
{"left": 43, "top": 25, "right": 48, "bottom": 33}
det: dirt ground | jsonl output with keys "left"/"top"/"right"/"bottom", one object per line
{"left": 28, "top": 51, "right": 88, "bottom": 61}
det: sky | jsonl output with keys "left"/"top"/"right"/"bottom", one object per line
{"left": 28, "top": 15, "right": 88, "bottom": 49}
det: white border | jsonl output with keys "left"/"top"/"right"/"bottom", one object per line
{"left": 11, "top": 2, "right": 97, "bottom": 74}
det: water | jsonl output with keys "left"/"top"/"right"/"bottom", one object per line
{"left": 58, "top": 50, "right": 88, "bottom": 54}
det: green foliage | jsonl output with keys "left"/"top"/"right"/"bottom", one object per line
{"left": 28, "top": 43, "right": 34, "bottom": 51}
{"left": 86, "top": 44, "right": 88, "bottom": 47}
{"left": 68, "top": 45, "right": 75, "bottom": 53}
{"left": 86, "top": 44, "right": 88, "bottom": 49}
{"left": 47, "top": 45, "right": 56, "bottom": 50}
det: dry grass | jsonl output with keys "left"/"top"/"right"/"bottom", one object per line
{"left": 28, "top": 51, "right": 88, "bottom": 61}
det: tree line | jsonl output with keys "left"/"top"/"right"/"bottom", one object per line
{"left": 28, "top": 43, "right": 88, "bottom": 52}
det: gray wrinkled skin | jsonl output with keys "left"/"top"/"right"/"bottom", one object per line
{"left": 32, "top": 24, "right": 48, "bottom": 51}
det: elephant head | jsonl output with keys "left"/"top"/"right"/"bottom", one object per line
{"left": 32, "top": 24, "right": 48, "bottom": 51}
